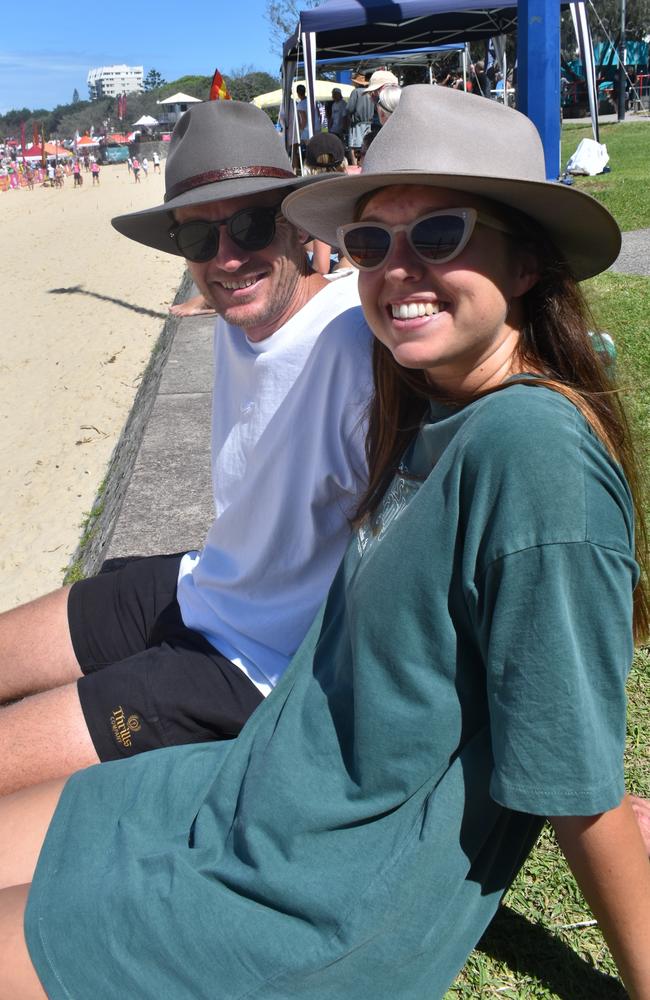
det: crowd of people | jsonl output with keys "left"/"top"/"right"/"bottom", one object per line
{"left": 1, "top": 147, "right": 163, "bottom": 192}
{"left": 283, "top": 57, "right": 515, "bottom": 176}
{"left": 0, "top": 82, "right": 649, "bottom": 1000}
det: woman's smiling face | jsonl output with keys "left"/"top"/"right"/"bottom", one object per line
{"left": 356, "top": 185, "right": 539, "bottom": 397}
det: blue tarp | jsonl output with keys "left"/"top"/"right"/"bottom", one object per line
{"left": 594, "top": 41, "right": 649, "bottom": 67}
{"left": 283, "top": 0, "right": 524, "bottom": 62}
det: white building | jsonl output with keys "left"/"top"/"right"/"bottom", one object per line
{"left": 87, "top": 65, "right": 144, "bottom": 100}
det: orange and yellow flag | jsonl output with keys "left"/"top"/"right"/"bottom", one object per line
{"left": 209, "top": 68, "right": 231, "bottom": 101}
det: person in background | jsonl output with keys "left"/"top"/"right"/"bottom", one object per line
{"left": 302, "top": 132, "right": 353, "bottom": 274}
{"left": 376, "top": 84, "right": 402, "bottom": 125}
{"left": 346, "top": 72, "right": 375, "bottom": 165}
{"left": 470, "top": 60, "right": 492, "bottom": 98}
{"left": 328, "top": 87, "right": 348, "bottom": 141}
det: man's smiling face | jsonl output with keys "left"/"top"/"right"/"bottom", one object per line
{"left": 174, "top": 191, "right": 308, "bottom": 343}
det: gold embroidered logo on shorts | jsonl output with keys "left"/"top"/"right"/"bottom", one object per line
{"left": 110, "top": 706, "right": 142, "bottom": 749}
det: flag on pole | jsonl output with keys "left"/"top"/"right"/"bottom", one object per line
{"left": 209, "top": 68, "right": 231, "bottom": 101}
{"left": 21, "top": 121, "right": 26, "bottom": 164}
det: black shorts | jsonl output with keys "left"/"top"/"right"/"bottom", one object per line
{"left": 69, "top": 554, "right": 264, "bottom": 763}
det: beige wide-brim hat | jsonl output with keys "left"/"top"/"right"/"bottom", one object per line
{"left": 282, "top": 84, "right": 621, "bottom": 281}
{"left": 112, "top": 101, "right": 319, "bottom": 257}
{"left": 364, "top": 69, "right": 399, "bottom": 92}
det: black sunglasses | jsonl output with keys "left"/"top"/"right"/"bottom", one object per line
{"left": 337, "top": 208, "right": 513, "bottom": 271}
{"left": 169, "top": 205, "right": 283, "bottom": 262}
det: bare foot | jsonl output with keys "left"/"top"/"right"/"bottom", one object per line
{"left": 629, "top": 795, "right": 650, "bottom": 855}
{"left": 169, "top": 294, "right": 217, "bottom": 318}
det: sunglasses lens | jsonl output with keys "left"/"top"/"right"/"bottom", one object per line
{"left": 342, "top": 226, "right": 391, "bottom": 269}
{"left": 229, "top": 208, "right": 277, "bottom": 250}
{"left": 175, "top": 221, "right": 219, "bottom": 262}
{"left": 411, "top": 215, "right": 467, "bottom": 262}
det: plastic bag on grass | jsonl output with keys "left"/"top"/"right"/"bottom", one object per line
{"left": 566, "top": 138, "right": 609, "bottom": 176}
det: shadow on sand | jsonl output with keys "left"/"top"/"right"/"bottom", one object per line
{"left": 49, "top": 284, "right": 168, "bottom": 320}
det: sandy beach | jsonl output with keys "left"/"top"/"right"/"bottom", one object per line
{"left": 0, "top": 163, "right": 186, "bottom": 611}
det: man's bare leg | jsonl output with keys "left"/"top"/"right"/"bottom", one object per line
{"left": 0, "top": 684, "right": 99, "bottom": 796}
{"left": 0, "top": 587, "right": 81, "bottom": 703}
{"left": 0, "top": 886, "right": 47, "bottom": 999}
{"left": 169, "top": 293, "right": 217, "bottom": 317}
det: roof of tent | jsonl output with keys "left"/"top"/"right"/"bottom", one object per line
{"left": 283, "top": 0, "right": 529, "bottom": 61}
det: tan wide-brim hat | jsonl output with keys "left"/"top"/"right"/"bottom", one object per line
{"left": 282, "top": 84, "right": 621, "bottom": 281}
{"left": 112, "top": 101, "right": 319, "bottom": 257}
{"left": 364, "top": 69, "right": 399, "bottom": 92}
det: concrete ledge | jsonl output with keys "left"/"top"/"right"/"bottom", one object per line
{"left": 64, "top": 269, "right": 210, "bottom": 580}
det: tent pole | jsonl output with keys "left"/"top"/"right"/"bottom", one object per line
{"left": 517, "top": 0, "right": 561, "bottom": 179}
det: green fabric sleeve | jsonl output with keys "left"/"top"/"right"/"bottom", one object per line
{"left": 477, "top": 540, "right": 636, "bottom": 815}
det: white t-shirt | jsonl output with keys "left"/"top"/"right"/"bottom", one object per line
{"left": 176, "top": 273, "right": 372, "bottom": 693}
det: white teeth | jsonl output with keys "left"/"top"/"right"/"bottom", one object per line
{"left": 219, "top": 277, "right": 258, "bottom": 290}
{"left": 391, "top": 302, "right": 440, "bottom": 319}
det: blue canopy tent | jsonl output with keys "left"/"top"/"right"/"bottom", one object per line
{"left": 282, "top": 0, "right": 589, "bottom": 179}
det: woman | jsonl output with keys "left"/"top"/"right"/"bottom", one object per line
{"left": 2, "top": 85, "right": 649, "bottom": 999}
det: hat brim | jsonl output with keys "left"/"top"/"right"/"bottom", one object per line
{"left": 282, "top": 172, "right": 621, "bottom": 281}
{"left": 112, "top": 172, "right": 322, "bottom": 256}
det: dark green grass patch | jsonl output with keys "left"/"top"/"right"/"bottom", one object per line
{"left": 561, "top": 122, "right": 650, "bottom": 230}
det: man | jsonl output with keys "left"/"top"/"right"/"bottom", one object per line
{"left": 289, "top": 83, "right": 309, "bottom": 170}
{"left": 470, "top": 60, "right": 492, "bottom": 98}
{"left": 346, "top": 73, "right": 375, "bottom": 165}
{"left": 0, "top": 100, "right": 372, "bottom": 796}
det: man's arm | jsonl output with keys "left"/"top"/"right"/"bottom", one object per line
{"left": 551, "top": 797, "right": 650, "bottom": 1000}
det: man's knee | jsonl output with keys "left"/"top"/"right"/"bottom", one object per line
{"left": 0, "top": 683, "right": 99, "bottom": 796}
{"left": 0, "top": 587, "right": 80, "bottom": 702}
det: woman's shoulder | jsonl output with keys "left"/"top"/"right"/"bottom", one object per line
{"left": 462, "top": 382, "right": 598, "bottom": 470}
{"left": 457, "top": 382, "right": 633, "bottom": 550}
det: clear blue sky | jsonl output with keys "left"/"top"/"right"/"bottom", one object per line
{"left": 0, "top": 0, "right": 285, "bottom": 113}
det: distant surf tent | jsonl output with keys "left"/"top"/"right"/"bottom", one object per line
{"left": 43, "top": 142, "right": 72, "bottom": 158}
{"left": 131, "top": 115, "right": 159, "bottom": 128}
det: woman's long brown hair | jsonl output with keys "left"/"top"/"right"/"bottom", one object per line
{"left": 355, "top": 224, "right": 650, "bottom": 642}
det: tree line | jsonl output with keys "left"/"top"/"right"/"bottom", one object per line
{"left": 0, "top": 68, "right": 280, "bottom": 143}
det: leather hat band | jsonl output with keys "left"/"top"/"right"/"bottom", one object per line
{"left": 165, "top": 166, "right": 295, "bottom": 203}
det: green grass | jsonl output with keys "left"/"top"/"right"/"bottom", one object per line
{"left": 445, "top": 144, "right": 650, "bottom": 998}
{"left": 561, "top": 121, "right": 650, "bottom": 230}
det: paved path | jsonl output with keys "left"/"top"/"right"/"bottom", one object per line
{"left": 610, "top": 229, "right": 650, "bottom": 277}
{"left": 69, "top": 228, "right": 650, "bottom": 576}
